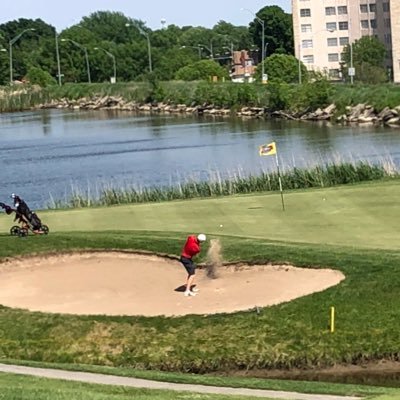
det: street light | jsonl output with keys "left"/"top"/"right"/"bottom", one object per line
{"left": 223, "top": 45, "right": 234, "bottom": 60}
{"left": 125, "top": 23, "right": 152, "bottom": 72}
{"left": 349, "top": 42, "right": 354, "bottom": 84}
{"left": 198, "top": 43, "right": 213, "bottom": 59}
{"left": 94, "top": 47, "right": 116, "bottom": 83}
{"left": 61, "top": 38, "right": 91, "bottom": 83}
{"left": 241, "top": 8, "right": 266, "bottom": 83}
{"left": 54, "top": 30, "right": 62, "bottom": 86}
{"left": 9, "top": 28, "right": 35, "bottom": 84}
{"left": 180, "top": 45, "right": 202, "bottom": 59}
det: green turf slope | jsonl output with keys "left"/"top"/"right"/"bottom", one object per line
{"left": 1, "top": 181, "right": 397, "bottom": 250}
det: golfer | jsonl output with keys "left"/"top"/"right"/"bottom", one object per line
{"left": 180, "top": 233, "right": 206, "bottom": 297}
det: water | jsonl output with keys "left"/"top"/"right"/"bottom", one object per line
{"left": 1, "top": 109, "right": 399, "bottom": 209}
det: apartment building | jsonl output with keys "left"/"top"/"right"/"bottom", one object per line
{"left": 292, "top": 0, "right": 398, "bottom": 82}
{"left": 392, "top": 1, "right": 400, "bottom": 83}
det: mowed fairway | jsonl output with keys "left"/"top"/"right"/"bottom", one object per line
{"left": 3, "top": 180, "right": 398, "bottom": 250}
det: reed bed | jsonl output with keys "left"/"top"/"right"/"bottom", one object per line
{"left": 0, "top": 87, "right": 52, "bottom": 112}
{"left": 48, "top": 161, "right": 394, "bottom": 209}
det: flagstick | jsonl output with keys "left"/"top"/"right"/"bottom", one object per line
{"left": 275, "top": 152, "right": 285, "bottom": 211}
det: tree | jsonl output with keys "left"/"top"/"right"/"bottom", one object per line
{"left": 154, "top": 47, "right": 198, "bottom": 80}
{"left": 80, "top": 11, "right": 141, "bottom": 44}
{"left": 175, "top": 59, "right": 229, "bottom": 81}
{"left": 248, "top": 5, "right": 293, "bottom": 59}
{"left": 0, "top": 18, "right": 55, "bottom": 82}
{"left": 212, "top": 21, "right": 253, "bottom": 54}
{"left": 25, "top": 66, "right": 56, "bottom": 86}
{"left": 341, "top": 36, "right": 388, "bottom": 83}
{"left": 255, "top": 53, "right": 307, "bottom": 83}
{"left": 179, "top": 27, "right": 215, "bottom": 57}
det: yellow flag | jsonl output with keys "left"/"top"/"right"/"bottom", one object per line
{"left": 259, "top": 141, "right": 277, "bottom": 156}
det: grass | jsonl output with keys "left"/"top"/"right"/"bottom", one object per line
{"left": 0, "top": 372, "right": 268, "bottom": 400}
{"left": 0, "top": 181, "right": 400, "bottom": 398}
{"left": 4, "top": 180, "right": 399, "bottom": 250}
{"left": 54, "top": 162, "right": 390, "bottom": 209}
{"left": 2, "top": 81, "right": 400, "bottom": 115}
{"left": 2, "top": 359, "right": 400, "bottom": 398}
{"left": 0, "top": 185, "right": 399, "bottom": 371}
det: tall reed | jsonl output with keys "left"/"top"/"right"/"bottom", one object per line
{"left": 48, "top": 161, "right": 395, "bottom": 209}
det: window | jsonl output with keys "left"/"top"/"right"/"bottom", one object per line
{"left": 370, "top": 19, "right": 377, "bottom": 29}
{"left": 369, "top": 3, "right": 377, "bottom": 12}
{"left": 326, "top": 22, "right": 337, "bottom": 31}
{"left": 329, "top": 69, "right": 340, "bottom": 78}
{"left": 327, "top": 37, "right": 338, "bottom": 46}
{"left": 328, "top": 53, "right": 339, "bottom": 62}
{"left": 301, "top": 24, "right": 312, "bottom": 33}
{"left": 325, "top": 7, "right": 336, "bottom": 16}
{"left": 360, "top": 4, "right": 368, "bottom": 13}
{"left": 384, "top": 34, "right": 392, "bottom": 45}
{"left": 339, "top": 37, "right": 349, "bottom": 46}
{"left": 384, "top": 18, "right": 391, "bottom": 28}
{"left": 383, "top": 2, "right": 390, "bottom": 12}
{"left": 302, "top": 39, "right": 313, "bottom": 48}
{"left": 338, "top": 21, "right": 348, "bottom": 30}
{"left": 338, "top": 6, "right": 348, "bottom": 15}
{"left": 361, "top": 20, "right": 369, "bottom": 29}
{"left": 302, "top": 55, "right": 314, "bottom": 64}
{"left": 300, "top": 9, "right": 311, "bottom": 17}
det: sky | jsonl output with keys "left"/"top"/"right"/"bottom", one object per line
{"left": 1, "top": 0, "right": 291, "bottom": 31}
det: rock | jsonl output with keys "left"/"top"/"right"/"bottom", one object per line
{"left": 358, "top": 116, "right": 376, "bottom": 124}
{"left": 385, "top": 117, "right": 400, "bottom": 126}
{"left": 377, "top": 107, "right": 395, "bottom": 121}
{"left": 323, "top": 104, "right": 336, "bottom": 114}
{"left": 347, "top": 103, "right": 366, "bottom": 121}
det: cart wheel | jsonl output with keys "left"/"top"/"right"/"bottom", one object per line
{"left": 41, "top": 225, "right": 49, "bottom": 235}
{"left": 18, "top": 228, "right": 28, "bottom": 237}
{"left": 10, "top": 226, "right": 20, "bottom": 236}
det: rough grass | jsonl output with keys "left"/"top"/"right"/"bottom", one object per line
{"left": 55, "top": 162, "right": 391, "bottom": 209}
{"left": 2, "top": 81, "right": 400, "bottom": 114}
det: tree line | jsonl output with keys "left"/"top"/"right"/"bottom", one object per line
{"left": 0, "top": 6, "right": 389, "bottom": 86}
{"left": 0, "top": 6, "right": 292, "bottom": 85}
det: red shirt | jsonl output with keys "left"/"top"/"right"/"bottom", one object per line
{"left": 181, "top": 235, "right": 201, "bottom": 259}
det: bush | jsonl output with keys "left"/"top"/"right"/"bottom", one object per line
{"left": 25, "top": 67, "right": 57, "bottom": 87}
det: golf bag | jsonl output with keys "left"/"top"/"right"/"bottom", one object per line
{"left": 0, "top": 201, "right": 49, "bottom": 236}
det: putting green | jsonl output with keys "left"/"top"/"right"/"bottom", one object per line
{"left": 1, "top": 180, "right": 399, "bottom": 250}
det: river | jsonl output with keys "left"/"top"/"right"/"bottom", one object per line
{"left": 0, "top": 109, "right": 399, "bottom": 209}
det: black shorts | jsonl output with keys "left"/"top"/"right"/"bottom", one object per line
{"left": 180, "top": 256, "right": 196, "bottom": 276}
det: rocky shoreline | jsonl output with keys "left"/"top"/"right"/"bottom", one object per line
{"left": 38, "top": 96, "right": 400, "bottom": 127}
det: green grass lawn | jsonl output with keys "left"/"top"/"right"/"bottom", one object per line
{"left": 0, "top": 372, "right": 271, "bottom": 400}
{"left": 0, "top": 181, "right": 399, "bottom": 398}
{"left": 1, "top": 180, "right": 396, "bottom": 250}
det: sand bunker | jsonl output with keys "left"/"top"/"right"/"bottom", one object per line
{"left": 0, "top": 252, "right": 344, "bottom": 317}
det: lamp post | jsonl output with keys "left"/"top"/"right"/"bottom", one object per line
{"left": 198, "top": 43, "right": 213, "bottom": 59}
{"left": 94, "top": 47, "right": 116, "bottom": 83}
{"left": 61, "top": 38, "right": 91, "bottom": 83}
{"left": 180, "top": 45, "right": 202, "bottom": 59}
{"left": 223, "top": 45, "right": 234, "bottom": 60}
{"left": 241, "top": 8, "right": 266, "bottom": 83}
{"left": 349, "top": 42, "right": 354, "bottom": 84}
{"left": 298, "top": 43, "right": 302, "bottom": 84}
{"left": 9, "top": 28, "right": 35, "bottom": 84}
{"left": 125, "top": 23, "right": 152, "bottom": 72}
{"left": 55, "top": 30, "right": 62, "bottom": 86}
